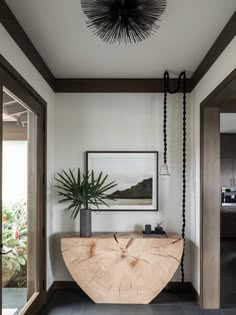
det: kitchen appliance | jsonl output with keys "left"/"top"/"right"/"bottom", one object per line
{"left": 221, "top": 187, "right": 236, "bottom": 205}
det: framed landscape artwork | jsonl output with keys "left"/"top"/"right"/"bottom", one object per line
{"left": 86, "top": 151, "right": 158, "bottom": 211}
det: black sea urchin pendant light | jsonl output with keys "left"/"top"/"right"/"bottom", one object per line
{"left": 81, "top": 0, "right": 167, "bottom": 44}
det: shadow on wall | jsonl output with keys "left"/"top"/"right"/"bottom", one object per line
{"left": 49, "top": 233, "right": 74, "bottom": 281}
{"left": 49, "top": 172, "right": 78, "bottom": 281}
{"left": 189, "top": 239, "right": 198, "bottom": 292}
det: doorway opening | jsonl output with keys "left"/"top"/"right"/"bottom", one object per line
{"left": 220, "top": 116, "right": 236, "bottom": 307}
{"left": 200, "top": 69, "right": 236, "bottom": 309}
{"left": 0, "top": 55, "right": 46, "bottom": 315}
{"left": 2, "top": 89, "right": 32, "bottom": 314}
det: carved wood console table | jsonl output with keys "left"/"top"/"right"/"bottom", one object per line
{"left": 61, "top": 232, "right": 183, "bottom": 304}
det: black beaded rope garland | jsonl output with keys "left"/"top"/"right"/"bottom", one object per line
{"left": 181, "top": 72, "right": 187, "bottom": 283}
{"left": 163, "top": 70, "right": 187, "bottom": 282}
{"left": 163, "top": 72, "right": 168, "bottom": 165}
{"left": 81, "top": 0, "right": 167, "bottom": 44}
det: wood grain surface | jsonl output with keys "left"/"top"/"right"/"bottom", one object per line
{"left": 61, "top": 233, "right": 183, "bottom": 304}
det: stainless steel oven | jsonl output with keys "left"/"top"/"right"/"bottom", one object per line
{"left": 222, "top": 187, "right": 236, "bottom": 205}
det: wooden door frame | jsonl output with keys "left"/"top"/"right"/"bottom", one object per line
{"left": 200, "top": 68, "right": 236, "bottom": 309}
{"left": 0, "top": 54, "right": 47, "bottom": 314}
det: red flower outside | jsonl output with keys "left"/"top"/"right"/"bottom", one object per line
{"left": 3, "top": 215, "right": 8, "bottom": 222}
{"left": 15, "top": 230, "right": 19, "bottom": 239}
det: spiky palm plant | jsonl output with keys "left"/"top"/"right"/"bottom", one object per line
{"left": 55, "top": 168, "right": 117, "bottom": 219}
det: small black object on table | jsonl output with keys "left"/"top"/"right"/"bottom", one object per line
{"left": 143, "top": 224, "right": 166, "bottom": 237}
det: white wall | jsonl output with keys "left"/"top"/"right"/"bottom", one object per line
{"left": 1, "top": 13, "right": 235, "bottom": 293}
{"left": 220, "top": 113, "right": 236, "bottom": 133}
{"left": 0, "top": 20, "right": 195, "bottom": 289}
{"left": 0, "top": 24, "right": 55, "bottom": 289}
{"left": 52, "top": 92, "right": 193, "bottom": 282}
{"left": 192, "top": 36, "right": 236, "bottom": 293}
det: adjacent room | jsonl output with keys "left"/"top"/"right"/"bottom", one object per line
{"left": 0, "top": 0, "right": 236, "bottom": 314}
{"left": 220, "top": 114, "right": 236, "bottom": 307}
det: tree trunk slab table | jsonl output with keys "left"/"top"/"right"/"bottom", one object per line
{"left": 61, "top": 232, "right": 183, "bottom": 304}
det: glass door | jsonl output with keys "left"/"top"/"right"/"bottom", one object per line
{"left": 0, "top": 86, "right": 46, "bottom": 315}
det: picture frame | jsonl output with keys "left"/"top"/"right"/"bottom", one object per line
{"left": 86, "top": 151, "right": 158, "bottom": 211}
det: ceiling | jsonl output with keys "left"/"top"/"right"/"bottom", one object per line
{"left": 3, "top": 91, "right": 28, "bottom": 127}
{"left": 5, "top": 0, "right": 236, "bottom": 79}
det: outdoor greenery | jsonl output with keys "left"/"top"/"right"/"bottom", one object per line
{"left": 2, "top": 200, "right": 27, "bottom": 288}
{"left": 55, "top": 168, "right": 117, "bottom": 219}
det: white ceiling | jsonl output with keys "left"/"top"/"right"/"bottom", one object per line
{"left": 5, "top": 0, "right": 236, "bottom": 78}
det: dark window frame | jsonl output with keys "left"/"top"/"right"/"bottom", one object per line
{"left": 0, "top": 53, "right": 47, "bottom": 314}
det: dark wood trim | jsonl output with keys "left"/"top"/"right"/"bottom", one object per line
{"left": 0, "top": 56, "right": 47, "bottom": 313}
{"left": 191, "top": 11, "right": 236, "bottom": 90}
{"left": 201, "top": 107, "right": 220, "bottom": 309}
{"left": 200, "top": 67, "right": 236, "bottom": 309}
{"left": 54, "top": 78, "right": 192, "bottom": 93}
{"left": 0, "top": 1, "right": 235, "bottom": 93}
{"left": 0, "top": 52, "right": 192, "bottom": 92}
{"left": 200, "top": 104, "right": 204, "bottom": 308}
{"left": 0, "top": 0, "right": 192, "bottom": 94}
{"left": 18, "top": 292, "right": 45, "bottom": 315}
{"left": 0, "top": 0, "right": 54, "bottom": 90}
{"left": 0, "top": 54, "right": 47, "bottom": 107}
{"left": 37, "top": 105, "right": 47, "bottom": 309}
{"left": 200, "top": 68, "right": 236, "bottom": 112}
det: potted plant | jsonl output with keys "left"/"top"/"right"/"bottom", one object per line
{"left": 55, "top": 168, "right": 117, "bottom": 237}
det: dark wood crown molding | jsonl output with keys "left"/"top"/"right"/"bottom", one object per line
{"left": 0, "top": 0, "right": 55, "bottom": 90}
{"left": 54, "top": 78, "right": 192, "bottom": 93}
{"left": 191, "top": 11, "right": 236, "bottom": 90}
{"left": 0, "top": 0, "right": 235, "bottom": 93}
{"left": 0, "top": 54, "right": 47, "bottom": 106}
{"left": 201, "top": 68, "right": 236, "bottom": 111}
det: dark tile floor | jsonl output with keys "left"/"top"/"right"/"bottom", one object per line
{"left": 221, "top": 240, "right": 236, "bottom": 307}
{"left": 38, "top": 240, "right": 236, "bottom": 315}
{"left": 37, "top": 289, "right": 236, "bottom": 315}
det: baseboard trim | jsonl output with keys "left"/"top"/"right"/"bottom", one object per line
{"left": 47, "top": 281, "right": 79, "bottom": 299}
{"left": 165, "top": 282, "right": 198, "bottom": 297}
{"left": 47, "top": 281, "right": 198, "bottom": 301}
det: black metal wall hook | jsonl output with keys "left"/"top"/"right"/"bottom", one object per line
{"left": 164, "top": 70, "right": 186, "bottom": 94}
